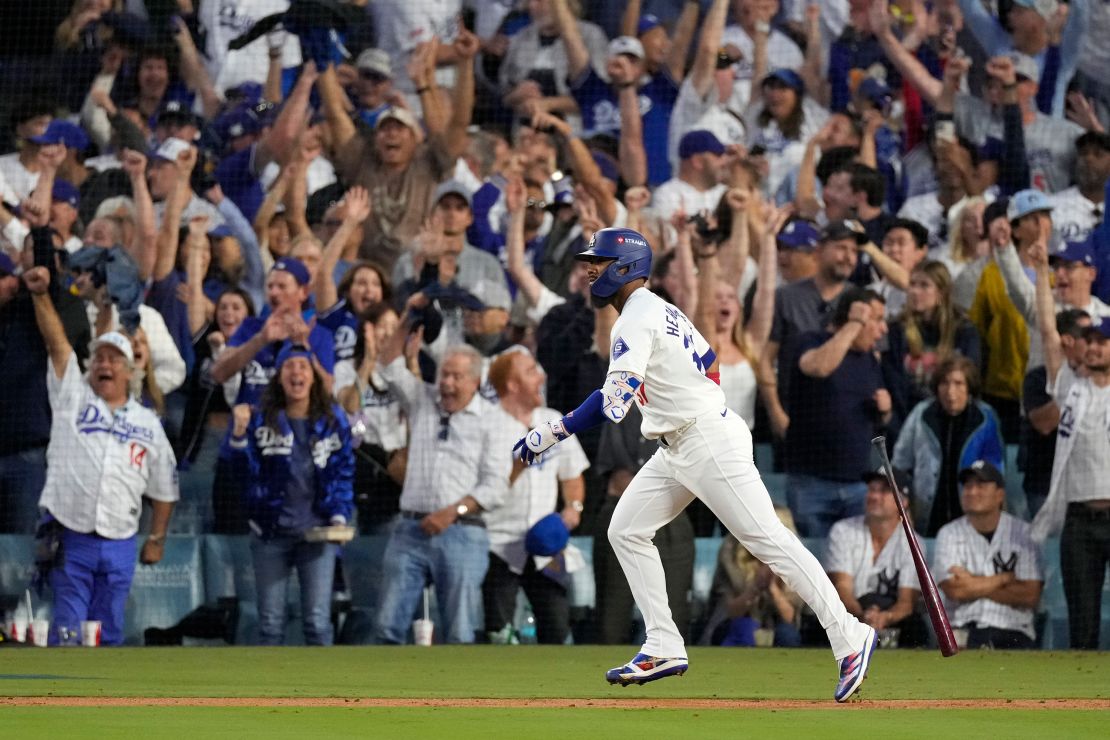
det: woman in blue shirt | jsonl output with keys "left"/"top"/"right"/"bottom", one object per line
{"left": 227, "top": 343, "right": 355, "bottom": 645}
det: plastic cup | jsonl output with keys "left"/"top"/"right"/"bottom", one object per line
{"left": 10, "top": 618, "right": 28, "bottom": 642}
{"left": 80, "top": 620, "right": 102, "bottom": 647}
{"left": 31, "top": 620, "right": 50, "bottom": 647}
{"left": 412, "top": 619, "right": 434, "bottom": 646}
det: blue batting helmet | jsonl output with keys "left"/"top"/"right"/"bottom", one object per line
{"left": 576, "top": 227, "right": 653, "bottom": 305}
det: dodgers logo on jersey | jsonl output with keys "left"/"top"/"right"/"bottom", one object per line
{"left": 77, "top": 405, "right": 156, "bottom": 444}
{"left": 612, "top": 336, "right": 630, "bottom": 360}
{"left": 312, "top": 433, "right": 343, "bottom": 468}
{"left": 255, "top": 426, "right": 294, "bottom": 456}
{"left": 334, "top": 325, "right": 357, "bottom": 359}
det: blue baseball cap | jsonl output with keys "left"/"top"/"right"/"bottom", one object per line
{"left": 272, "top": 257, "right": 310, "bottom": 286}
{"left": 30, "top": 119, "right": 90, "bottom": 150}
{"left": 762, "top": 68, "right": 805, "bottom": 94}
{"left": 857, "top": 77, "right": 893, "bottom": 108}
{"left": 637, "top": 14, "right": 663, "bottom": 35}
{"left": 217, "top": 106, "right": 262, "bottom": 140}
{"left": 209, "top": 223, "right": 234, "bottom": 239}
{"left": 0, "top": 252, "right": 15, "bottom": 276}
{"left": 1051, "top": 236, "right": 1096, "bottom": 267}
{"left": 274, "top": 342, "right": 315, "bottom": 370}
{"left": 524, "top": 513, "right": 570, "bottom": 556}
{"left": 678, "top": 129, "right": 725, "bottom": 159}
{"left": 156, "top": 100, "right": 202, "bottom": 128}
{"left": 1083, "top": 320, "right": 1110, "bottom": 341}
{"left": 52, "top": 179, "right": 80, "bottom": 207}
{"left": 1007, "top": 189, "right": 1053, "bottom": 223}
{"left": 777, "top": 219, "right": 820, "bottom": 251}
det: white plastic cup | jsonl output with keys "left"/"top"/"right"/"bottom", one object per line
{"left": 80, "top": 620, "right": 102, "bottom": 647}
{"left": 412, "top": 619, "right": 434, "bottom": 646}
{"left": 10, "top": 618, "right": 28, "bottom": 642}
{"left": 31, "top": 620, "right": 50, "bottom": 647}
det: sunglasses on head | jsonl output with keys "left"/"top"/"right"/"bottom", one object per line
{"left": 438, "top": 414, "right": 450, "bottom": 441}
{"left": 526, "top": 198, "right": 547, "bottom": 210}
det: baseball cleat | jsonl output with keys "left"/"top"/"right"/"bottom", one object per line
{"left": 834, "top": 627, "right": 878, "bottom": 703}
{"left": 605, "top": 653, "right": 688, "bottom": 686}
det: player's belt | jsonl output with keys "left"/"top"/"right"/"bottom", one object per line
{"left": 657, "top": 418, "right": 697, "bottom": 449}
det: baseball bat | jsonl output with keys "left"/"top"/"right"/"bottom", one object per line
{"left": 871, "top": 436, "right": 959, "bottom": 657}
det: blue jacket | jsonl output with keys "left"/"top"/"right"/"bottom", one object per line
{"left": 224, "top": 403, "right": 355, "bottom": 537}
{"left": 891, "top": 398, "right": 1004, "bottom": 534}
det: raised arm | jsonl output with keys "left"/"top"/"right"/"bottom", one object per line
{"left": 616, "top": 62, "right": 647, "bottom": 187}
{"left": 171, "top": 17, "right": 222, "bottom": 119}
{"left": 24, "top": 267, "right": 72, "bottom": 377}
{"left": 534, "top": 111, "right": 618, "bottom": 225}
{"left": 260, "top": 62, "right": 319, "bottom": 171}
{"left": 183, "top": 217, "right": 211, "bottom": 336}
{"left": 553, "top": 0, "right": 591, "bottom": 81}
{"left": 871, "top": 0, "right": 943, "bottom": 107}
{"left": 503, "top": 176, "right": 546, "bottom": 306}
{"left": 440, "top": 30, "right": 479, "bottom": 161}
{"left": 152, "top": 146, "right": 198, "bottom": 282}
{"left": 667, "top": 0, "right": 700, "bottom": 83}
{"left": 1032, "top": 238, "right": 1063, "bottom": 387}
{"left": 861, "top": 239, "right": 910, "bottom": 291}
{"left": 688, "top": 0, "right": 730, "bottom": 97}
{"left": 315, "top": 61, "right": 358, "bottom": 157}
{"left": 619, "top": 0, "right": 643, "bottom": 37}
{"left": 120, "top": 150, "right": 157, "bottom": 281}
{"left": 316, "top": 187, "right": 371, "bottom": 312}
{"left": 745, "top": 205, "right": 788, "bottom": 356}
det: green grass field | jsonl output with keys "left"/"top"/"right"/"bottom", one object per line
{"left": 2, "top": 647, "right": 1106, "bottom": 738}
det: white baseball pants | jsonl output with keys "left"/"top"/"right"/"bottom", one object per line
{"left": 608, "top": 408, "right": 871, "bottom": 660}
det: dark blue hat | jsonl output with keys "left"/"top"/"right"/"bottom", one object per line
{"left": 1050, "top": 237, "right": 1096, "bottom": 267}
{"left": 217, "top": 106, "right": 262, "bottom": 140}
{"left": 678, "top": 129, "right": 725, "bottom": 159}
{"left": 209, "top": 223, "right": 234, "bottom": 239}
{"left": 156, "top": 100, "right": 202, "bottom": 128}
{"left": 762, "top": 69, "right": 805, "bottom": 94}
{"left": 857, "top": 77, "right": 893, "bottom": 108}
{"left": 52, "top": 179, "right": 80, "bottom": 207}
{"left": 591, "top": 150, "right": 620, "bottom": 182}
{"left": 1083, "top": 319, "right": 1110, "bottom": 341}
{"left": 274, "top": 342, "right": 315, "bottom": 370}
{"left": 637, "top": 14, "right": 663, "bottom": 35}
{"left": 524, "top": 513, "right": 570, "bottom": 556}
{"left": 958, "top": 460, "right": 1005, "bottom": 487}
{"left": 31, "top": 120, "right": 89, "bottom": 150}
{"left": 777, "top": 219, "right": 820, "bottom": 250}
{"left": 272, "top": 257, "right": 310, "bottom": 286}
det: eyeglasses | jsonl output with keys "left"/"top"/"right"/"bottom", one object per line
{"left": 438, "top": 414, "right": 450, "bottom": 441}
{"left": 359, "top": 70, "right": 390, "bottom": 83}
{"left": 526, "top": 198, "right": 547, "bottom": 210}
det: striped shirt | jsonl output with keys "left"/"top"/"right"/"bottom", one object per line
{"left": 38, "top": 352, "right": 179, "bottom": 539}
{"left": 379, "top": 357, "right": 512, "bottom": 514}
{"left": 824, "top": 516, "right": 921, "bottom": 601}
{"left": 1052, "top": 363, "right": 1110, "bottom": 505}
{"left": 933, "top": 513, "right": 1043, "bottom": 639}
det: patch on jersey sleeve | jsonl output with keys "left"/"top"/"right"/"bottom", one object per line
{"left": 612, "top": 336, "right": 630, "bottom": 360}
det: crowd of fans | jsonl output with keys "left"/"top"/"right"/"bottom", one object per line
{"left": 0, "top": 0, "right": 1108, "bottom": 649}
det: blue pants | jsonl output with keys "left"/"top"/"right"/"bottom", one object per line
{"left": 50, "top": 529, "right": 137, "bottom": 646}
{"left": 0, "top": 446, "right": 47, "bottom": 534}
{"left": 375, "top": 519, "right": 489, "bottom": 644}
{"left": 250, "top": 535, "right": 338, "bottom": 646}
{"left": 786, "top": 474, "right": 867, "bottom": 538}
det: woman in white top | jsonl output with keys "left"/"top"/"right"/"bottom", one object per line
{"left": 691, "top": 187, "right": 783, "bottom": 429}
{"left": 746, "top": 69, "right": 828, "bottom": 197}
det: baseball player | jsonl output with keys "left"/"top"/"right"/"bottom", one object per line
{"left": 514, "top": 228, "right": 878, "bottom": 702}
{"left": 24, "top": 267, "right": 178, "bottom": 646}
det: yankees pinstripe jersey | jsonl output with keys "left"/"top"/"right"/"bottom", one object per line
{"left": 933, "top": 513, "right": 1044, "bottom": 639}
{"left": 38, "top": 352, "right": 178, "bottom": 539}
{"left": 824, "top": 516, "right": 921, "bottom": 600}
{"left": 608, "top": 288, "right": 725, "bottom": 439}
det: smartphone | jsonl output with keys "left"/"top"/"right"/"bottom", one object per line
{"left": 936, "top": 120, "right": 956, "bottom": 144}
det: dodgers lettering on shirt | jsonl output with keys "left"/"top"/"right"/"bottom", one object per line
{"left": 571, "top": 68, "right": 677, "bottom": 185}
{"left": 76, "top": 404, "right": 156, "bottom": 444}
{"left": 318, "top": 301, "right": 359, "bottom": 361}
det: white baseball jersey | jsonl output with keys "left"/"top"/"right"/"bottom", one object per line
{"left": 1048, "top": 186, "right": 1103, "bottom": 245}
{"left": 199, "top": 0, "right": 302, "bottom": 94}
{"left": 932, "top": 513, "right": 1043, "bottom": 640}
{"left": 608, "top": 287, "right": 726, "bottom": 439}
{"left": 38, "top": 352, "right": 179, "bottom": 539}
{"left": 824, "top": 516, "right": 921, "bottom": 601}
{"left": 486, "top": 406, "right": 589, "bottom": 574}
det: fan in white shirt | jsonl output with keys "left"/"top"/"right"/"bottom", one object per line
{"left": 651, "top": 129, "right": 729, "bottom": 231}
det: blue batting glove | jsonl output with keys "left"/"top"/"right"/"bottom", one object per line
{"left": 514, "top": 420, "right": 569, "bottom": 465}
{"left": 513, "top": 437, "right": 537, "bottom": 465}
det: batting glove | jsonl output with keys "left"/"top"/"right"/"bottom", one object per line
{"left": 513, "top": 419, "right": 569, "bottom": 465}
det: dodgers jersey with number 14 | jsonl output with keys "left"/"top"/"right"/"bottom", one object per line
{"left": 608, "top": 287, "right": 724, "bottom": 440}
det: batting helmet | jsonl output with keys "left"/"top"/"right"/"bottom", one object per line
{"left": 576, "top": 227, "right": 653, "bottom": 305}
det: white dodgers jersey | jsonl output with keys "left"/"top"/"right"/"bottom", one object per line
{"left": 608, "top": 288, "right": 726, "bottom": 439}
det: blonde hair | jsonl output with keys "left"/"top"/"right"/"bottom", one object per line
{"left": 947, "top": 196, "right": 986, "bottom": 265}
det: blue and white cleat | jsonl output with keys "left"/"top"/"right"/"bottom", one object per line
{"left": 605, "top": 653, "right": 688, "bottom": 686}
{"left": 834, "top": 627, "right": 878, "bottom": 702}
